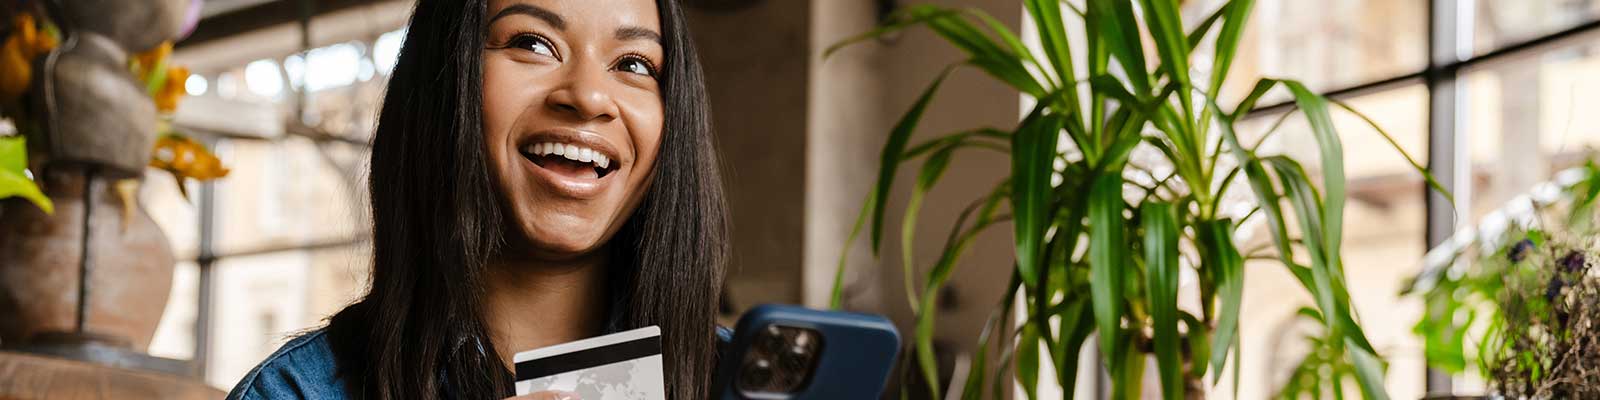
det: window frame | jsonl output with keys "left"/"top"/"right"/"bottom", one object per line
{"left": 1240, "top": 1, "right": 1600, "bottom": 394}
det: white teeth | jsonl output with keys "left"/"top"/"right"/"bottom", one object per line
{"left": 525, "top": 141, "right": 613, "bottom": 171}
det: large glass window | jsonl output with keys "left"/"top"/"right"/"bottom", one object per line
{"left": 1465, "top": 39, "right": 1600, "bottom": 221}
{"left": 147, "top": 31, "right": 395, "bottom": 387}
{"left": 210, "top": 136, "right": 368, "bottom": 256}
{"left": 203, "top": 247, "right": 369, "bottom": 387}
{"left": 1475, "top": 0, "right": 1600, "bottom": 55}
{"left": 1201, "top": 0, "right": 1428, "bottom": 105}
{"left": 1227, "top": 1, "right": 1600, "bottom": 396}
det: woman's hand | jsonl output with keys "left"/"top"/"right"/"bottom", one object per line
{"left": 507, "top": 391, "right": 581, "bottom": 400}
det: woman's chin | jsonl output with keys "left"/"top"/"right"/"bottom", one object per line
{"left": 519, "top": 226, "right": 608, "bottom": 259}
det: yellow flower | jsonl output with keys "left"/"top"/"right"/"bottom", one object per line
{"left": 155, "top": 65, "right": 188, "bottom": 113}
{"left": 0, "top": 35, "right": 29, "bottom": 100}
{"left": 0, "top": 13, "right": 58, "bottom": 102}
{"left": 132, "top": 41, "right": 173, "bottom": 79}
{"left": 131, "top": 42, "right": 188, "bottom": 113}
{"left": 149, "top": 134, "right": 229, "bottom": 198}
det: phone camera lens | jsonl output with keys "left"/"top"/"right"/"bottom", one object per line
{"left": 737, "top": 325, "right": 826, "bottom": 394}
{"left": 739, "top": 357, "right": 774, "bottom": 389}
{"left": 759, "top": 325, "right": 786, "bottom": 354}
{"left": 778, "top": 344, "right": 812, "bottom": 374}
{"left": 792, "top": 331, "right": 811, "bottom": 347}
{"left": 788, "top": 343, "right": 810, "bottom": 359}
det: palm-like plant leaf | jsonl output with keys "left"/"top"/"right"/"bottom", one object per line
{"left": 1088, "top": 172, "right": 1128, "bottom": 366}
{"left": 870, "top": 65, "right": 955, "bottom": 260}
{"left": 1013, "top": 114, "right": 1064, "bottom": 288}
{"left": 1143, "top": 201, "right": 1183, "bottom": 400}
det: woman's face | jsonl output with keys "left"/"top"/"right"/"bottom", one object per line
{"left": 482, "top": 0, "right": 664, "bottom": 259}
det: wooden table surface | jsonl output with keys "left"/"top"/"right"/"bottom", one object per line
{"left": 0, "top": 351, "right": 224, "bottom": 400}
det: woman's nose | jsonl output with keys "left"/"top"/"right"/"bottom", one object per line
{"left": 544, "top": 64, "right": 620, "bottom": 123}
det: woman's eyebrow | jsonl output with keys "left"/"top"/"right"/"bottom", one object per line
{"left": 615, "top": 26, "right": 662, "bottom": 44}
{"left": 490, "top": 3, "right": 566, "bottom": 30}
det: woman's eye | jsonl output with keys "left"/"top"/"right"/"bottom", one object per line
{"left": 508, "top": 34, "right": 556, "bottom": 57}
{"left": 616, "top": 57, "right": 655, "bottom": 77}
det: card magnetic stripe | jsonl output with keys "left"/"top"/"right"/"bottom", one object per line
{"left": 514, "top": 336, "right": 662, "bottom": 381}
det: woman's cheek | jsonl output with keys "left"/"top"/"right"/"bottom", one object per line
{"left": 481, "top": 60, "right": 528, "bottom": 163}
{"left": 623, "top": 94, "right": 665, "bottom": 174}
{"left": 480, "top": 58, "right": 516, "bottom": 188}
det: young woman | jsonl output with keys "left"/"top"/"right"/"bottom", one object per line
{"left": 225, "top": 0, "right": 728, "bottom": 398}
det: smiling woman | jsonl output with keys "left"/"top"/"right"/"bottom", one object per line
{"left": 222, "top": 0, "right": 728, "bottom": 399}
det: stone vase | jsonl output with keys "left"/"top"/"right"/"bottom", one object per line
{"left": 30, "top": 32, "right": 158, "bottom": 179}
{"left": 0, "top": 167, "right": 174, "bottom": 350}
{"left": 58, "top": 0, "right": 188, "bottom": 53}
{"left": 0, "top": 1, "right": 223, "bottom": 398}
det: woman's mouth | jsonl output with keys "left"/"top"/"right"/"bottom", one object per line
{"left": 522, "top": 142, "right": 619, "bottom": 179}
{"left": 519, "top": 141, "right": 622, "bottom": 199}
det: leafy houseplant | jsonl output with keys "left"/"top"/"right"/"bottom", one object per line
{"left": 1411, "top": 163, "right": 1600, "bottom": 398}
{"left": 0, "top": 135, "right": 51, "bottom": 214}
{"left": 828, "top": 0, "right": 1445, "bottom": 398}
{"left": 0, "top": 12, "right": 58, "bottom": 214}
{"left": 0, "top": 7, "right": 224, "bottom": 210}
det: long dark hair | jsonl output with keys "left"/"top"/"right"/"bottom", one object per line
{"left": 324, "top": 0, "right": 727, "bottom": 398}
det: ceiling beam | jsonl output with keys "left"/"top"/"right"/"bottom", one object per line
{"left": 178, "top": 0, "right": 384, "bottom": 49}
{"left": 171, "top": 0, "right": 410, "bottom": 73}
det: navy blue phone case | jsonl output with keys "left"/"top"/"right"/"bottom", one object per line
{"left": 713, "top": 304, "right": 900, "bottom": 400}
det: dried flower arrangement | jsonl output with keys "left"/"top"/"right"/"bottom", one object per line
{"left": 1478, "top": 236, "right": 1600, "bottom": 397}
{"left": 1411, "top": 162, "right": 1600, "bottom": 397}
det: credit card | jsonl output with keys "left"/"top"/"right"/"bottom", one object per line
{"left": 512, "top": 326, "right": 665, "bottom": 400}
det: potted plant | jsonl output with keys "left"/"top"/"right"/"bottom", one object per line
{"left": 1411, "top": 163, "right": 1600, "bottom": 398}
{"left": 0, "top": 3, "right": 226, "bottom": 398}
{"left": 829, "top": 0, "right": 1446, "bottom": 398}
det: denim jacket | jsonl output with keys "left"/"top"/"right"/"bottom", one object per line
{"left": 226, "top": 330, "right": 349, "bottom": 400}
{"left": 226, "top": 327, "right": 732, "bottom": 399}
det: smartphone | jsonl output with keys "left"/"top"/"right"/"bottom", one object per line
{"left": 712, "top": 304, "right": 900, "bottom": 400}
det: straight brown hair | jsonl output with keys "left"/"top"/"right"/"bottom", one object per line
{"left": 324, "top": 0, "right": 728, "bottom": 398}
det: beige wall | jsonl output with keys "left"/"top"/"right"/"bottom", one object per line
{"left": 688, "top": 0, "right": 1023, "bottom": 366}
{"left": 805, "top": 0, "right": 888, "bottom": 313}
{"left": 807, "top": 0, "right": 1023, "bottom": 357}
{"left": 686, "top": 1, "right": 814, "bottom": 308}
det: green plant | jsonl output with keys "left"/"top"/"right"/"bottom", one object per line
{"left": 0, "top": 134, "right": 52, "bottom": 214}
{"left": 1409, "top": 163, "right": 1600, "bottom": 397}
{"left": 827, "top": 1, "right": 1445, "bottom": 398}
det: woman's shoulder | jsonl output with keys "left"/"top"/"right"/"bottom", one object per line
{"left": 226, "top": 329, "right": 350, "bottom": 400}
